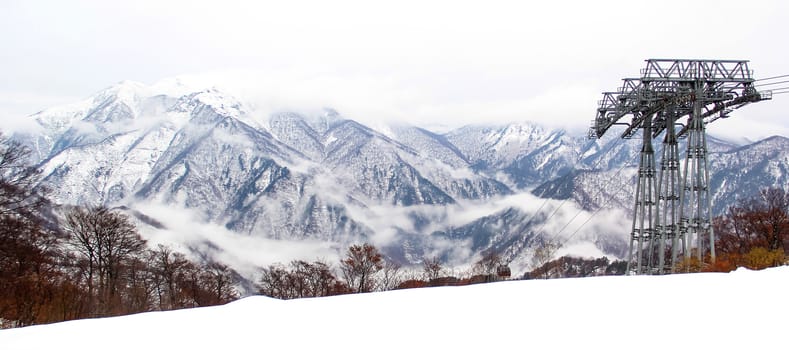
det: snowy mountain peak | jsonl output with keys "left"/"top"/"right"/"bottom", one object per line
{"left": 95, "top": 80, "right": 148, "bottom": 101}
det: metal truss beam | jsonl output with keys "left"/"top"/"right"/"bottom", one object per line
{"left": 641, "top": 59, "right": 753, "bottom": 83}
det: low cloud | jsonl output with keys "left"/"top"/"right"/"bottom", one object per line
{"left": 156, "top": 70, "right": 599, "bottom": 135}
{"left": 129, "top": 185, "right": 631, "bottom": 280}
{"left": 130, "top": 201, "right": 339, "bottom": 280}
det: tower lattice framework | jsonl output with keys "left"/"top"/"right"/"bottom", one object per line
{"left": 590, "top": 59, "right": 771, "bottom": 275}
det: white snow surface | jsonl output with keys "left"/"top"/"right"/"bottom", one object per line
{"left": 2, "top": 266, "right": 787, "bottom": 349}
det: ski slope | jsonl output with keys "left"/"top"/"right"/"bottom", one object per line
{"left": 2, "top": 267, "right": 787, "bottom": 349}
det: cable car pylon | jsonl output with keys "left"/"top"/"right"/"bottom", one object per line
{"left": 590, "top": 59, "right": 772, "bottom": 275}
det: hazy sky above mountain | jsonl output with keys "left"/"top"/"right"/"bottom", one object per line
{"left": 1, "top": 0, "right": 788, "bottom": 141}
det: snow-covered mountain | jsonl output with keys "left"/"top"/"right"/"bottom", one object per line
{"left": 10, "top": 79, "right": 789, "bottom": 278}
{"left": 446, "top": 123, "right": 589, "bottom": 187}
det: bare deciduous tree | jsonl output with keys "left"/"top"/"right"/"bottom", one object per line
{"left": 340, "top": 243, "right": 383, "bottom": 293}
{"left": 472, "top": 252, "right": 503, "bottom": 276}
{"left": 375, "top": 259, "right": 403, "bottom": 292}
{"left": 0, "top": 134, "right": 58, "bottom": 326}
{"left": 422, "top": 256, "right": 443, "bottom": 281}
{"left": 258, "top": 263, "right": 291, "bottom": 299}
{"left": 0, "top": 133, "right": 47, "bottom": 219}
{"left": 199, "top": 261, "right": 238, "bottom": 306}
{"left": 532, "top": 240, "right": 560, "bottom": 279}
{"left": 258, "top": 259, "right": 348, "bottom": 299}
{"left": 149, "top": 245, "right": 194, "bottom": 310}
{"left": 63, "top": 206, "right": 146, "bottom": 315}
{"left": 717, "top": 187, "right": 789, "bottom": 255}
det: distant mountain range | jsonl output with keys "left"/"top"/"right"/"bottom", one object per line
{"left": 11, "top": 80, "right": 789, "bottom": 277}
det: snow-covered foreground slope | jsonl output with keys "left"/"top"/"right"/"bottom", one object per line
{"left": 2, "top": 267, "right": 787, "bottom": 349}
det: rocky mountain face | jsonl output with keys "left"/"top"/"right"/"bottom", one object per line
{"left": 532, "top": 134, "right": 788, "bottom": 216}
{"left": 12, "top": 80, "right": 789, "bottom": 275}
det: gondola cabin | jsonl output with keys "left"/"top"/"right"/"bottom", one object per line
{"left": 496, "top": 265, "right": 511, "bottom": 279}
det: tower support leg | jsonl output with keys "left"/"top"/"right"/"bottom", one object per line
{"left": 657, "top": 110, "right": 681, "bottom": 274}
{"left": 679, "top": 85, "right": 716, "bottom": 268}
{"left": 626, "top": 114, "right": 658, "bottom": 275}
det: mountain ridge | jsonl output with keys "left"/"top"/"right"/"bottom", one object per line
{"left": 10, "top": 80, "right": 789, "bottom": 278}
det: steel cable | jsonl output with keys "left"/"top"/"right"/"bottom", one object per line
{"left": 754, "top": 74, "right": 789, "bottom": 81}
{"left": 754, "top": 80, "right": 789, "bottom": 87}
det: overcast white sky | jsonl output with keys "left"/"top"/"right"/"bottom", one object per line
{"left": 1, "top": 0, "right": 788, "bottom": 140}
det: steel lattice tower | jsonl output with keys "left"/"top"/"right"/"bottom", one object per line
{"left": 590, "top": 59, "right": 771, "bottom": 275}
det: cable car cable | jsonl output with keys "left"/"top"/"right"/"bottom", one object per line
{"left": 754, "top": 80, "right": 789, "bottom": 87}
{"left": 554, "top": 150, "right": 638, "bottom": 248}
{"left": 754, "top": 74, "right": 789, "bottom": 81}
{"left": 528, "top": 135, "right": 632, "bottom": 248}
